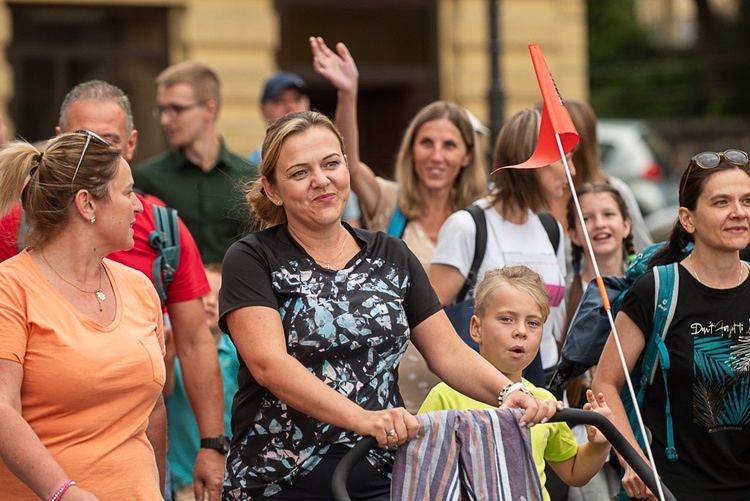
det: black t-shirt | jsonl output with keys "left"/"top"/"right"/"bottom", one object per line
{"left": 219, "top": 223, "right": 441, "bottom": 499}
{"left": 620, "top": 263, "right": 750, "bottom": 500}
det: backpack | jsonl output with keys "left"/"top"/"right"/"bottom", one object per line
{"left": 148, "top": 204, "right": 181, "bottom": 302}
{"left": 549, "top": 242, "right": 688, "bottom": 473}
{"left": 386, "top": 197, "right": 560, "bottom": 348}
{"left": 621, "top": 263, "right": 680, "bottom": 458}
{"left": 549, "top": 243, "right": 673, "bottom": 391}
{"left": 614, "top": 264, "right": 679, "bottom": 500}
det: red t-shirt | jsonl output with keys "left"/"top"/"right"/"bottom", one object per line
{"left": 0, "top": 202, "right": 21, "bottom": 261}
{"left": 0, "top": 194, "right": 209, "bottom": 306}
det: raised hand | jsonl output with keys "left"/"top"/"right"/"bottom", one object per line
{"left": 309, "top": 36, "right": 358, "bottom": 94}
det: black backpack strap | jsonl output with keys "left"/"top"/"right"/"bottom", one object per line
{"left": 538, "top": 211, "right": 561, "bottom": 253}
{"left": 148, "top": 204, "right": 181, "bottom": 302}
{"left": 456, "top": 204, "right": 487, "bottom": 302}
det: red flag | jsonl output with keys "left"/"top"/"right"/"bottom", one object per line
{"left": 500, "top": 44, "right": 579, "bottom": 170}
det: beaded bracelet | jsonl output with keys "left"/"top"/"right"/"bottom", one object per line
{"left": 497, "top": 382, "right": 532, "bottom": 407}
{"left": 49, "top": 479, "right": 75, "bottom": 501}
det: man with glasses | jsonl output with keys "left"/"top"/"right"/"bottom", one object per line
{"left": 134, "top": 61, "right": 258, "bottom": 264}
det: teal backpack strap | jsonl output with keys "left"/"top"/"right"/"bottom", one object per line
{"left": 618, "top": 263, "right": 680, "bottom": 499}
{"left": 386, "top": 186, "right": 408, "bottom": 238}
{"left": 632, "top": 263, "right": 679, "bottom": 460}
{"left": 148, "top": 205, "right": 181, "bottom": 302}
{"left": 653, "top": 263, "right": 679, "bottom": 460}
{"left": 386, "top": 203, "right": 407, "bottom": 238}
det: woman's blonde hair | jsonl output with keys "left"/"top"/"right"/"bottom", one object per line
{"left": 246, "top": 111, "right": 345, "bottom": 229}
{"left": 395, "top": 101, "right": 488, "bottom": 219}
{"left": 473, "top": 265, "right": 550, "bottom": 321}
{"left": 0, "top": 132, "right": 121, "bottom": 249}
{"left": 490, "top": 108, "right": 549, "bottom": 215}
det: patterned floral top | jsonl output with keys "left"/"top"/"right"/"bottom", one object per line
{"left": 219, "top": 223, "right": 442, "bottom": 500}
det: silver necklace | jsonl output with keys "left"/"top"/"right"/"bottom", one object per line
{"left": 42, "top": 250, "right": 106, "bottom": 311}
{"left": 690, "top": 253, "right": 743, "bottom": 288}
{"left": 289, "top": 226, "right": 348, "bottom": 270}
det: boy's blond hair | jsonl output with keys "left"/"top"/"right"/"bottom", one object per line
{"left": 473, "top": 266, "right": 550, "bottom": 321}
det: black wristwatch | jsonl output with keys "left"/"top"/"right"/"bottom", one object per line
{"left": 200, "top": 434, "right": 230, "bottom": 454}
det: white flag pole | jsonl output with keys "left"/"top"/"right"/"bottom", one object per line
{"left": 554, "top": 132, "right": 666, "bottom": 501}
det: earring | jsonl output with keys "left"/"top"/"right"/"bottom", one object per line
{"left": 90, "top": 216, "right": 96, "bottom": 224}
{"left": 276, "top": 201, "right": 283, "bottom": 206}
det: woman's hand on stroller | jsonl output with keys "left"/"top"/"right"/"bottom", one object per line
{"left": 501, "top": 391, "right": 563, "bottom": 427}
{"left": 355, "top": 407, "right": 419, "bottom": 448}
{"left": 622, "top": 456, "right": 658, "bottom": 501}
{"left": 582, "top": 389, "right": 614, "bottom": 445}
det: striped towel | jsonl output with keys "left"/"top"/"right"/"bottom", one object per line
{"left": 391, "top": 409, "right": 542, "bottom": 501}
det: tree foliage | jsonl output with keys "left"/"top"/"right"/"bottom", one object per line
{"left": 588, "top": 0, "right": 750, "bottom": 118}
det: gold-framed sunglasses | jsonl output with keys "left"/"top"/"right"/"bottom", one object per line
{"left": 71, "top": 129, "right": 110, "bottom": 192}
{"left": 680, "top": 149, "right": 750, "bottom": 201}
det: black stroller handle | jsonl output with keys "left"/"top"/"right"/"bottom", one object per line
{"left": 331, "top": 408, "right": 676, "bottom": 501}
{"left": 549, "top": 408, "right": 676, "bottom": 501}
{"left": 331, "top": 435, "right": 378, "bottom": 501}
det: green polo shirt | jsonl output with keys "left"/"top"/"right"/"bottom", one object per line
{"left": 133, "top": 142, "right": 258, "bottom": 264}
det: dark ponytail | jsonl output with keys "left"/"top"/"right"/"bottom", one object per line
{"left": 648, "top": 221, "right": 694, "bottom": 268}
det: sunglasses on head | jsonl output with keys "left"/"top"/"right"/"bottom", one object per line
{"left": 71, "top": 129, "right": 110, "bottom": 192}
{"left": 680, "top": 149, "right": 750, "bottom": 201}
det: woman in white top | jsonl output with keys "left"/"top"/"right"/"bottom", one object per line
{"left": 429, "top": 108, "right": 573, "bottom": 381}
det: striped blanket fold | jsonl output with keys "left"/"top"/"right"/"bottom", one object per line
{"left": 391, "top": 409, "right": 543, "bottom": 501}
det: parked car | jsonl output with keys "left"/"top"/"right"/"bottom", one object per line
{"left": 597, "top": 119, "right": 676, "bottom": 214}
{"left": 597, "top": 119, "right": 679, "bottom": 240}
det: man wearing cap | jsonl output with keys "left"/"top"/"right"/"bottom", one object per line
{"left": 134, "top": 61, "right": 258, "bottom": 264}
{"left": 248, "top": 71, "right": 310, "bottom": 164}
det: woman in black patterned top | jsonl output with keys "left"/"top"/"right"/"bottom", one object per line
{"left": 219, "top": 111, "right": 560, "bottom": 501}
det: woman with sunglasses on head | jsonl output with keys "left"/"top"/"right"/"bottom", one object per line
{"left": 0, "top": 132, "right": 166, "bottom": 500}
{"left": 593, "top": 149, "right": 750, "bottom": 501}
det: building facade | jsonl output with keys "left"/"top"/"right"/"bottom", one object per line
{"left": 0, "top": 0, "right": 585, "bottom": 172}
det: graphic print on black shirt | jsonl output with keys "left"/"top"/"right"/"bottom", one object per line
{"left": 619, "top": 264, "right": 750, "bottom": 499}
{"left": 219, "top": 225, "right": 441, "bottom": 500}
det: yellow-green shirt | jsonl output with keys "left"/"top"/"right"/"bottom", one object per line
{"left": 419, "top": 378, "right": 578, "bottom": 501}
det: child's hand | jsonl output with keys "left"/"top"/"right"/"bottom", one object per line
{"left": 582, "top": 389, "right": 614, "bottom": 445}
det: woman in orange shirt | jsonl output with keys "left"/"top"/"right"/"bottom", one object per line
{"left": 0, "top": 131, "right": 165, "bottom": 500}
